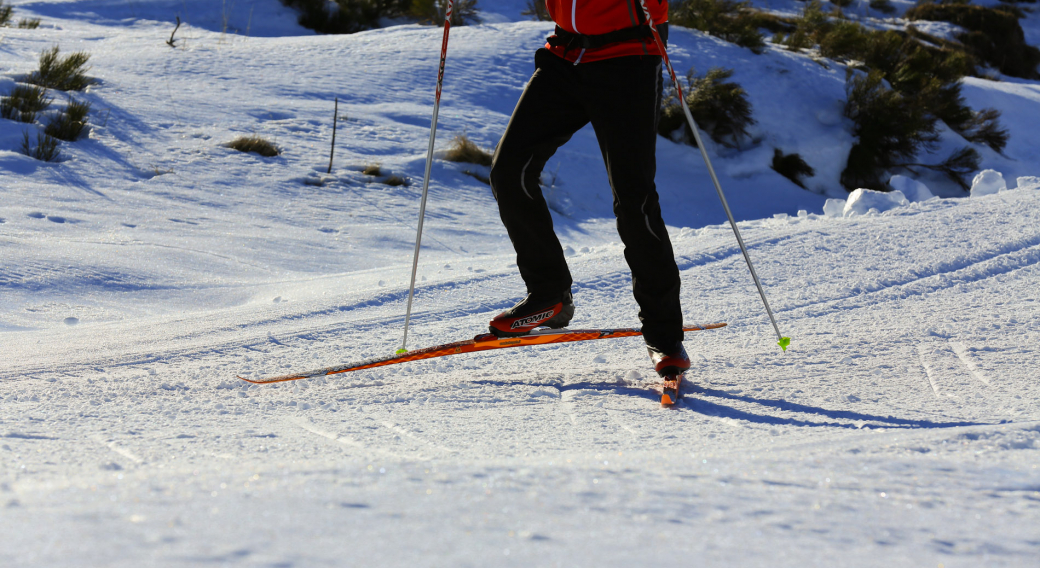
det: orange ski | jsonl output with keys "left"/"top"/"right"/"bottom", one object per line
{"left": 238, "top": 323, "right": 726, "bottom": 385}
{"left": 660, "top": 374, "right": 684, "bottom": 407}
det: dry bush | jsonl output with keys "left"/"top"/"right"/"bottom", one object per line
{"left": 362, "top": 163, "right": 382, "bottom": 176}
{"left": 1, "top": 84, "right": 52, "bottom": 123}
{"left": 27, "top": 46, "right": 92, "bottom": 91}
{"left": 227, "top": 136, "right": 281, "bottom": 157}
{"left": 20, "top": 130, "right": 61, "bottom": 162}
{"left": 383, "top": 175, "right": 409, "bottom": 186}
{"left": 463, "top": 169, "right": 490, "bottom": 185}
{"left": 444, "top": 134, "right": 492, "bottom": 166}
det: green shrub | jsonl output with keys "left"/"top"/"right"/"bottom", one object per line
{"left": 0, "top": 1, "right": 12, "bottom": 26}
{"left": 841, "top": 70, "right": 938, "bottom": 190}
{"left": 411, "top": 0, "right": 481, "bottom": 25}
{"left": 27, "top": 46, "right": 92, "bottom": 91}
{"left": 20, "top": 130, "right": 61, "bottom": 162}
{"left": 281, "top": 0, "right": 411, "bottom": 34}
{"left": 869, "top": 0, "right": 897, "bottom": 14}
{"left": 658, "top": 67, "right": 755, "bottom": 148}
{"left": 444, "top": 134, "right": 493, "bottom": 166}
{"left": 18, "top": 18, "right": 41, "bottom": 29}
{"left": 45, "top": 98, "right": 90, "bottom": 141}
{"left": 1, "top": 84, "right": 52, "bottom": 123}
{"left": 905, "top": 2, "right": 1040, "bottom": 79}
{"left": 671, "top": 0, "right": 766, "bottom": 53}
{"left": 521, "top": 0, "right": 551, "bottom": 21}
{"left": 771, "top": 149, "right": 815, "bottom": 188}
{"left": 227, "top": 136, "right": 281, "bottom": 157}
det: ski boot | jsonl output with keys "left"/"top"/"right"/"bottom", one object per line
{"left": 489, "top": 292, "right": 574, "bottom": 337}
{"left": 648, "top": 343, "right": 690, "bottom": 407}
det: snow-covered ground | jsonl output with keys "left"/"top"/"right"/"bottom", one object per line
{"left": 2, "top": 1, "right": 1039, "bottom": 566}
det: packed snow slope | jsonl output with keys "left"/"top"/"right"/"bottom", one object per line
{"left": 2, "top": 1, "right": 1040, "bottom": 566}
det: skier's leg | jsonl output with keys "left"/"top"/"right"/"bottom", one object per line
{"left": 490, "top": 49, "right": 590, "bottom": 297}
{"left": 582, "top": 55, "right": 684, "bottom": 351}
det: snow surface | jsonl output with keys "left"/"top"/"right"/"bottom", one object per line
{"left": 2, "top": 1, "right": 1040, "bottom": 566}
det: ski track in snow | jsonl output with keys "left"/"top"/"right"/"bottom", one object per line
{"left": 2, "top": 1, "right": 1040, "bottom": 566}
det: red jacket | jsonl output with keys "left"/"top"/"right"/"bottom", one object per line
{"left": 544, "top": 0, "right": 669, "bottom": 63}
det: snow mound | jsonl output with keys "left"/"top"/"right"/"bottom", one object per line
{"left": 1016, "top": 176, "right": 1040, "bottom": 190}
{"left": 843, "top": 188, "right": 909, "bottom": 217}
{"left": 888, "top": 175, "right": 934, "bottom": 202}
{"left": 822, "top": 198, "right": 846, "bottom": 218}
{"left": 971, "top": 170, "right": 1006, "bottom": 197}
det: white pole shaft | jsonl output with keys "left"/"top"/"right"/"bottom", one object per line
{"left": 400, "top": 1, "right": 454, "bottom": 354}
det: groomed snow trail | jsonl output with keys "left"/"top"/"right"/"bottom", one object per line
{"left": 2, "top": 2, "right": 1040, "bottom": 566}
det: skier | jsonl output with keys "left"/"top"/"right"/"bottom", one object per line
{"left": 487, "top": 0, "right": 690, "bottom": 378}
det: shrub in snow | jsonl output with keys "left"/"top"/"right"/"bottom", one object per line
{"left": 227, "top": 136, "right": 281, "bottom": 157}
{"left": 27, "top": 47, "right": 92, "bottom": 92}
{"left": 1, "top": 84, "right": 51, "bottom": 123}
{"left": 0, "top": 0, "right": 39, "bottom": 28}
{"left": 281, "top": 0, "right": 412, "bottom": 34}
{"left": 843, "top": 188, "right": 908, "bottom": 217}
{"left": 771, "top": 149, "right": 815, "bottom": 188}
{"left": 362, "top": 163, "right": 383, "bottom": 176}
{"left": 970, "top": 169, "right": 1005, "bottom": 197}
{"left": 521, "top": 0, "right": 551, "bottom": 21}
{"left": 411, "top": 0, "right": 481, "bottom": 26}
{"left": 868, "top": 0, "right": 896, "bottom": 15}
{"left": 45, "top": 98, "right": 90, "bottom": 142}
{"left": 670, "top": 0, "right": 768, "bottom": 53}
{"left": 19, "top": 130, "right": 61, "bottom": 162}
{"left": 905, "top": 2, "right": 1040, "bottom": 80}
{"left": 888, "top": 175, "right": 934, "bottom": 202}
{"left": 841, "top": 70, "right": 937, "bottom": 190}
{"left": 658, "top": 67, "right": 755, "bottom": 149}
{"left": 842, "top": 71, "right": 983, "bottom": 191}
{"left": 383, "top": 174, "right": 408, "bottom": 186}
{"left": 443, "top": 134, "right": 492, "bottom": 167}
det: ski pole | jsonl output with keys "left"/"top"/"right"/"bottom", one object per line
{"left": 637, "top": 1, "right": 791, "bottom": 352}
{"left": 399, "top": 0, "right": 455, "bottom": 354}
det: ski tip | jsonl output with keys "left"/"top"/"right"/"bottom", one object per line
{"left": 237, "top": 375, "right": 261, "bottom": 384}
{"left": 778, "top": 337, "right": 791, "bottom": 352}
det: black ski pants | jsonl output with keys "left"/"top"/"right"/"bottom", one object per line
{"left": 489, "top": 48, "right": 683, "bottom": 351}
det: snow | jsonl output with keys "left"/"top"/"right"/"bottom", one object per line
{"left": 843, "top": 187, "right": 910, "bottom": 217}
{"left": 2, "top": 1, "right": 1040, "bottom": 566}
{"left": 889, "top": 174, "right": 935, "bottom": 202}
{"left": 972, "top": 169, "right": 1007, "bottom": 197}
